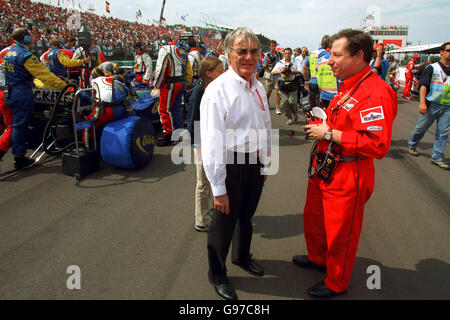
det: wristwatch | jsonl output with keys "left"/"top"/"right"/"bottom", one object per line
{"left": 324, "top": 128, "right": 333, "bottom": 141}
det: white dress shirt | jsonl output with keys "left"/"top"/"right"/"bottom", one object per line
{"left": 200, "top": 68, "right": 272, "bottom": 196}
{"left": 294, "top": 55, "right": 306, "bottom": 74}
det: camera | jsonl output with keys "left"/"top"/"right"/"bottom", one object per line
{"left": 267, "top": 53, "right": 277, "bottom": 63}
{"left": 282, "top": 62, "right": 293, "bottom": 75}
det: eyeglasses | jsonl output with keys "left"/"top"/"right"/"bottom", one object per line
{"left": 231, "top": 47, "right": 261, "bottom": 57}
{"left": 444, "top": 49, "right": 450, "bottom": 53}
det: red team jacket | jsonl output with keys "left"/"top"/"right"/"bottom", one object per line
{"left": 317, "top": 65, "right": 398, "bottom": 159}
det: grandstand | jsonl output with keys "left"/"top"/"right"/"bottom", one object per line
{"left": 0, "top": 0, "right": 227, "bottom": 59}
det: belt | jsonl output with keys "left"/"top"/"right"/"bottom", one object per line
{"left": 340, "top": 155, "right": 367, "bottom": 162}
{"left": 165, "top": 76, "right": 184, "bottom": 83}
{"left": 316, "top": 152, "right": 367, "bottom": 163}
{"left": 100, "top": 101, "right": 123, "bottom": 108}
{"left": 136, "top": 71, "right": 145, "bottom": 75}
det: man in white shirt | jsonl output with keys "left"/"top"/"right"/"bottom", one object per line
{"left": 294, "top": 47, "right": 308, "bottom": 72}
{"left": 200, "top": 27, "right": 272, "bottom": 300}
{"left": 272, "top": 47, "right": 301, "bottom": 124}
{"left": 295, "top": 47, "right": 308, "bottom": 106}
{"left": 133, "top": 42, "right": 153, "bottom": 86}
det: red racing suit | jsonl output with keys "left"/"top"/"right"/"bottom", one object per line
{"left": 154, "top": 45, "right": 192, "bottom": 136}
{"left": 402, "top": 58, "right": 416, "bottom": 97}
{"left": 304, "top": 66, "right": 397, "bottom": 293}
{"left": 0, "top": 46, "right": 12, "bottom": 155}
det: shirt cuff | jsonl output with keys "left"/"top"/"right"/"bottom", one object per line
{"left": 211, "top": 184, "right": 227, "bottom": 197}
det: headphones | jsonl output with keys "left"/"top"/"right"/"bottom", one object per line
{"left": 23, "top": 34, "right": 32, "bottom": 45}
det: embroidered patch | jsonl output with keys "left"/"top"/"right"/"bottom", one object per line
{"left": 343, "top": 103, "right": 354, "bottom": 111}
{"left": 360, "top": 106, "right": 384, "bottom": 123}
{"left": 343, "top": 97, "right": 358, "bottom": 111}
{"left": 366, "top": 125, "right": 383, "bottom": 131}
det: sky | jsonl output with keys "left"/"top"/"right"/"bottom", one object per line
{"left": 34, "top": 0, "right": 449, "bottom": 50}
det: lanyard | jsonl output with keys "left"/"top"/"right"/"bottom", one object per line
{"left": 330, "top": 70, "right": 373, "bottom": 122}
{"left": 246, "top": 85, "right": 266, "bottom": 111}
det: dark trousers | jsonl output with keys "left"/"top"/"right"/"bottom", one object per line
{"left": 309, "top": 83, "right": 320, "bottom": 108}
{"left": 6, "top": 91, "right": 34, "bottom": 156}
{"left": 207, "top": 155, "right": 264, "bottom": 284}
{"left": 297, "top": 85, "right": 307, "bottom": 105}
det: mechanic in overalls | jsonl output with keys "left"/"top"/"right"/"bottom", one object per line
{"left": 295, "top": 29, "right": 397, "bottom": 298}
{"left": 153, "top": 35, "right": 192, "bottom": 146}
{"left": 2, "top": 28, "right": 66, "bottom": 169}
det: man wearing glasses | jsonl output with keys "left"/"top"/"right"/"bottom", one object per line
{"left": 200, "top": 27, "right": 272, "bottom": 300}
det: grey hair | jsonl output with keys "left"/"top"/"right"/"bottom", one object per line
{"left": 224, "top": 27, "right": 261, "bottom": 56}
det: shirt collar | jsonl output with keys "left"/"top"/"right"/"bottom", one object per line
{"left": 14, "top": 41, "right": 27, "bottom": 50}
{"left": 228, "top": 67, "right": 258, "bottom": 90}
{"left": 340, "top": 65, "right": 371, "bottom": 91}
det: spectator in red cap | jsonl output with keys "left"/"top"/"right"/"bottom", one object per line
{"left": 370, "top": 43, "right": 390, "bottom": 81}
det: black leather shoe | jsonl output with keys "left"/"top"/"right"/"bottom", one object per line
{"left": 214, "top": 283, "right": 238, "bottom": 300}
{"left": 232, "top": 258, "right": 264, "bottom": 277}
{"left": 308, "top": 280, "right": 344, "bottom": 298}
{"left": 292, "top": 255, "right": 326, "bottom": 273}
{"left": 14, "top": 156, "right": 35, "bottom": 170}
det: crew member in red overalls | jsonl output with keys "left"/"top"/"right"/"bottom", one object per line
{"left": 297, "top": 29, "right": 398, "bottom": 298}
{"left": 403, "top": 54, "right": 418, "bottom": 99}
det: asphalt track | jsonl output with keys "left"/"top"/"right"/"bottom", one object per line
{"left": 0, "top": 91, "right": 448, "bottom": 300}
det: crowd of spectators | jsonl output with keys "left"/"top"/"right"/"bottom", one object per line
{"left": 0, "top": 0, "right": 221, "bottom": 59}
